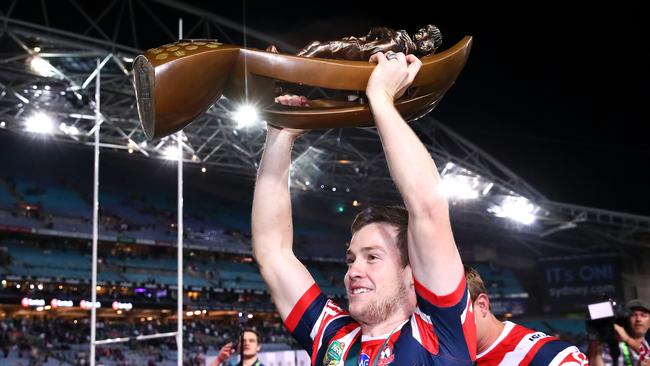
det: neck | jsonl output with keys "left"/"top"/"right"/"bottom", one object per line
{"left": 477, "top": 315, "right": 505, "bottom": 354}
{"left": 360, "top": 314, "right": 408, "bottom": 338}
{"left": 242, "top": 356, "right": 257, "bottom": 366}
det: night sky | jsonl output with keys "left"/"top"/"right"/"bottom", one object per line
{"left": 206, "top": 1, "right": 648, "bottom": 215}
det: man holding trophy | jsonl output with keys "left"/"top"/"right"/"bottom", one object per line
{"left": 251, "top": 50, "right": 476, "bottom": 365}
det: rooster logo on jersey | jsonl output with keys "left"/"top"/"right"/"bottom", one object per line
{"left": 559, "top": 349, "right": 589, "bottom": 365}
{"left": 377, "top": 346, "right": 394, "bottom": 366}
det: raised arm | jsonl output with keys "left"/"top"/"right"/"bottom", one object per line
{"left": 251, "top": 125, "right": 316, "bottom": 320}
{"left": 366, "top": 51, "right": 463, "bottom": 296}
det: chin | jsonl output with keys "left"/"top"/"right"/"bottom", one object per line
{"left": 348, "top": 302, "right": 367, "bottom": 319}
{"left": 350, "top": 304, "right": 380, "bottom": 324}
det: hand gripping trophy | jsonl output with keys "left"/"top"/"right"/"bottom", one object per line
{"left": 132, "top": 25, "right": 471, "bottom": 139}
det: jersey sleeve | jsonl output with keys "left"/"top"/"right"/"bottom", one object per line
{"left": 411, "top": 275, "right": 477, "bottom": 362}
{"left": 532, "top": 341, "right": 589, "bottom": 366}
{"left": 283, "top": 283, "right": 356, "bottom": 364}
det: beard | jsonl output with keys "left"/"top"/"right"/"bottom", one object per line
{"left": 349, "top": 278, "right": 410, "bottom": 325}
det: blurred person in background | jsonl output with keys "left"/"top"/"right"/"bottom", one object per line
{"left": 211, "top": 328, "right": 264, "bottom": 366}
{"left": 588, "top": 299, "right": 650, "bottom": 366}
{"left": 465, "top": 266, "right": 589, "bottom": 365}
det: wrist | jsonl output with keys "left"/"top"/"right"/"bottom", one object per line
{"left": 366, "top": 89, "right": 394, "bottom": 106}
{"left": 266, "top": 128, "right": 297, "bottom": 145}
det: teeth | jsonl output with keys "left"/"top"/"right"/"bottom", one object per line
{"left": 352, "top": 288, "right": 370, "bottom": 294}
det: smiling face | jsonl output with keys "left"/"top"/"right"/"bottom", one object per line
{"left": 344, "top": 222, "right": 414, "bottom": 325}
{"left": 629, "top": 309, "right": 650, "bottom": 338}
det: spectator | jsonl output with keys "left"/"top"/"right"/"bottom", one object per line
{"left": 588, "top": 299, "right": 650, "bottom": 366}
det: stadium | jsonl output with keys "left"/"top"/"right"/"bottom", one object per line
{"left": 1, "top": 1, "right": 648, "bottom": 366}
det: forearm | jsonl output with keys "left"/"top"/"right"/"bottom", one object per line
{"left": 252, "top": 131, "right": 295, "bottom": 260}
{"left": 251, "top": 129, "right": 316, "bottom": 319}
{"left": 368, "top": 91, "right": 461, "bottom": 295}
{"left": 614, "top": 324, "right": 643, "bottom": 351}
{"left": 368, "top": 93, "right": 447, "bottom": 214}
{"left": 624, "top": 336, "right": 643, "bottom": 352}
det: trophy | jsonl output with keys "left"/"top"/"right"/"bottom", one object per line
{"left": 133, "top": 28, "right": 472, "bottom": 140}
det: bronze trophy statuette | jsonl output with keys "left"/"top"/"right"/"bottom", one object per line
{"left": 133, "top": 26, "right": 472, "bottom": 140}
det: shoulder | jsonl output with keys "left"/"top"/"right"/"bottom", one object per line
{"left": 478, "top": 322, "right": 569, "bottom": 363}
{"left": 507, "top": 325, "right": 586, "bottom": 366}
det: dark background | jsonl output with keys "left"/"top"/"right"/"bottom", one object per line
{"left": 39, "top": 1, "right": 650, "bottom": 215}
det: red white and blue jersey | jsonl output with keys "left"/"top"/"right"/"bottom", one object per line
{"left": 284, "top": 276, "right": 476, "bottom": 366}
{"left": 603, "top": 337, "right": 650, "bottom": 366}
{"left": 476, "top": 321, "right": 588, "bottom": 366}
{"left": 640, "top": 337, "right": 650, "bottom": 364}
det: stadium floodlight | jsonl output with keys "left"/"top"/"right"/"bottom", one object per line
{"left": 488, "top": 195, "right": 538, "bottom": 225}
{"left": 439, "top": 162, "right": 493, "bottom": 201}
{"left": 440, "top": 174, "right": 480, "bottom": 200}
{"left": 232, "top": 105, "right": 259, "bottom": 128}
{"left": 162, "top": 145, "right": 179, "bottom": 160}
{"left": 59, "top": 123, "right": 79, "bottom": 136}
{"left": 28, "top": 56, "right": 57, "bottom": 77}
{"left": 25, "top": 112, "right": 54, "bottom": 134}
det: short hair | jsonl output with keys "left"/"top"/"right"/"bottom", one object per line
{"left": 350, "top": 206, "right": 409, "bottom": 267}
{"left": 464, "top": 265, "right": 488, "bottom": 302}
{"left": 242, "top": 327, "right": 260, "bottom": 343}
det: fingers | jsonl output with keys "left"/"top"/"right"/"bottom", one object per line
{"left": 217, "top": 343, "right": 234, "bottom": 362}
{"left": 274, "top": 94, "right": 309, "bottom": 106}
{"left": 405, "top": 54, "right": 420, "bottom": 64}
{"left": 369, "top": 52, "right": 386, "bottom": 64}
{"left": 219, "top": 343, "right": 232, "bottom": 354}
{"left": 405, "top": 56, "right": 422, "bottom": 84}
{"left": 366, "top": 51, "right": 421, "bottom": 101}
{"left": 395, "top": 52, "right": 407, "bottom": 65}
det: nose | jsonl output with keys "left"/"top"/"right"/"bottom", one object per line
{"left": 346, "top": 258, "right": 365, "bottom": 281}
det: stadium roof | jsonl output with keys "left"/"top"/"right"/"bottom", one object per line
{"left": 0, "top": 0, "right": 648, "bottom": 257}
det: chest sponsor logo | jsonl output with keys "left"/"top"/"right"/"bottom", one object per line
{"left": 323, "top": 340, "right": 345, "bottom": 366}
{"left": 358, "top": 353, "right": 370, "bottom": 366}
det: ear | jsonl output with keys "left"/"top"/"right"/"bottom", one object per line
{"left": 403, "top": 264, "right": 414, "bottom": 287}
{"left": 474, "top": 293, "right": 490, "bottom": 317}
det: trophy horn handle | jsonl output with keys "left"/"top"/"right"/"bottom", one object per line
{"left": 134, "top": 37, "right": 472, "bottom": 139}
{"left": 134, "top": 41, "right": 240, "bottom": 139}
